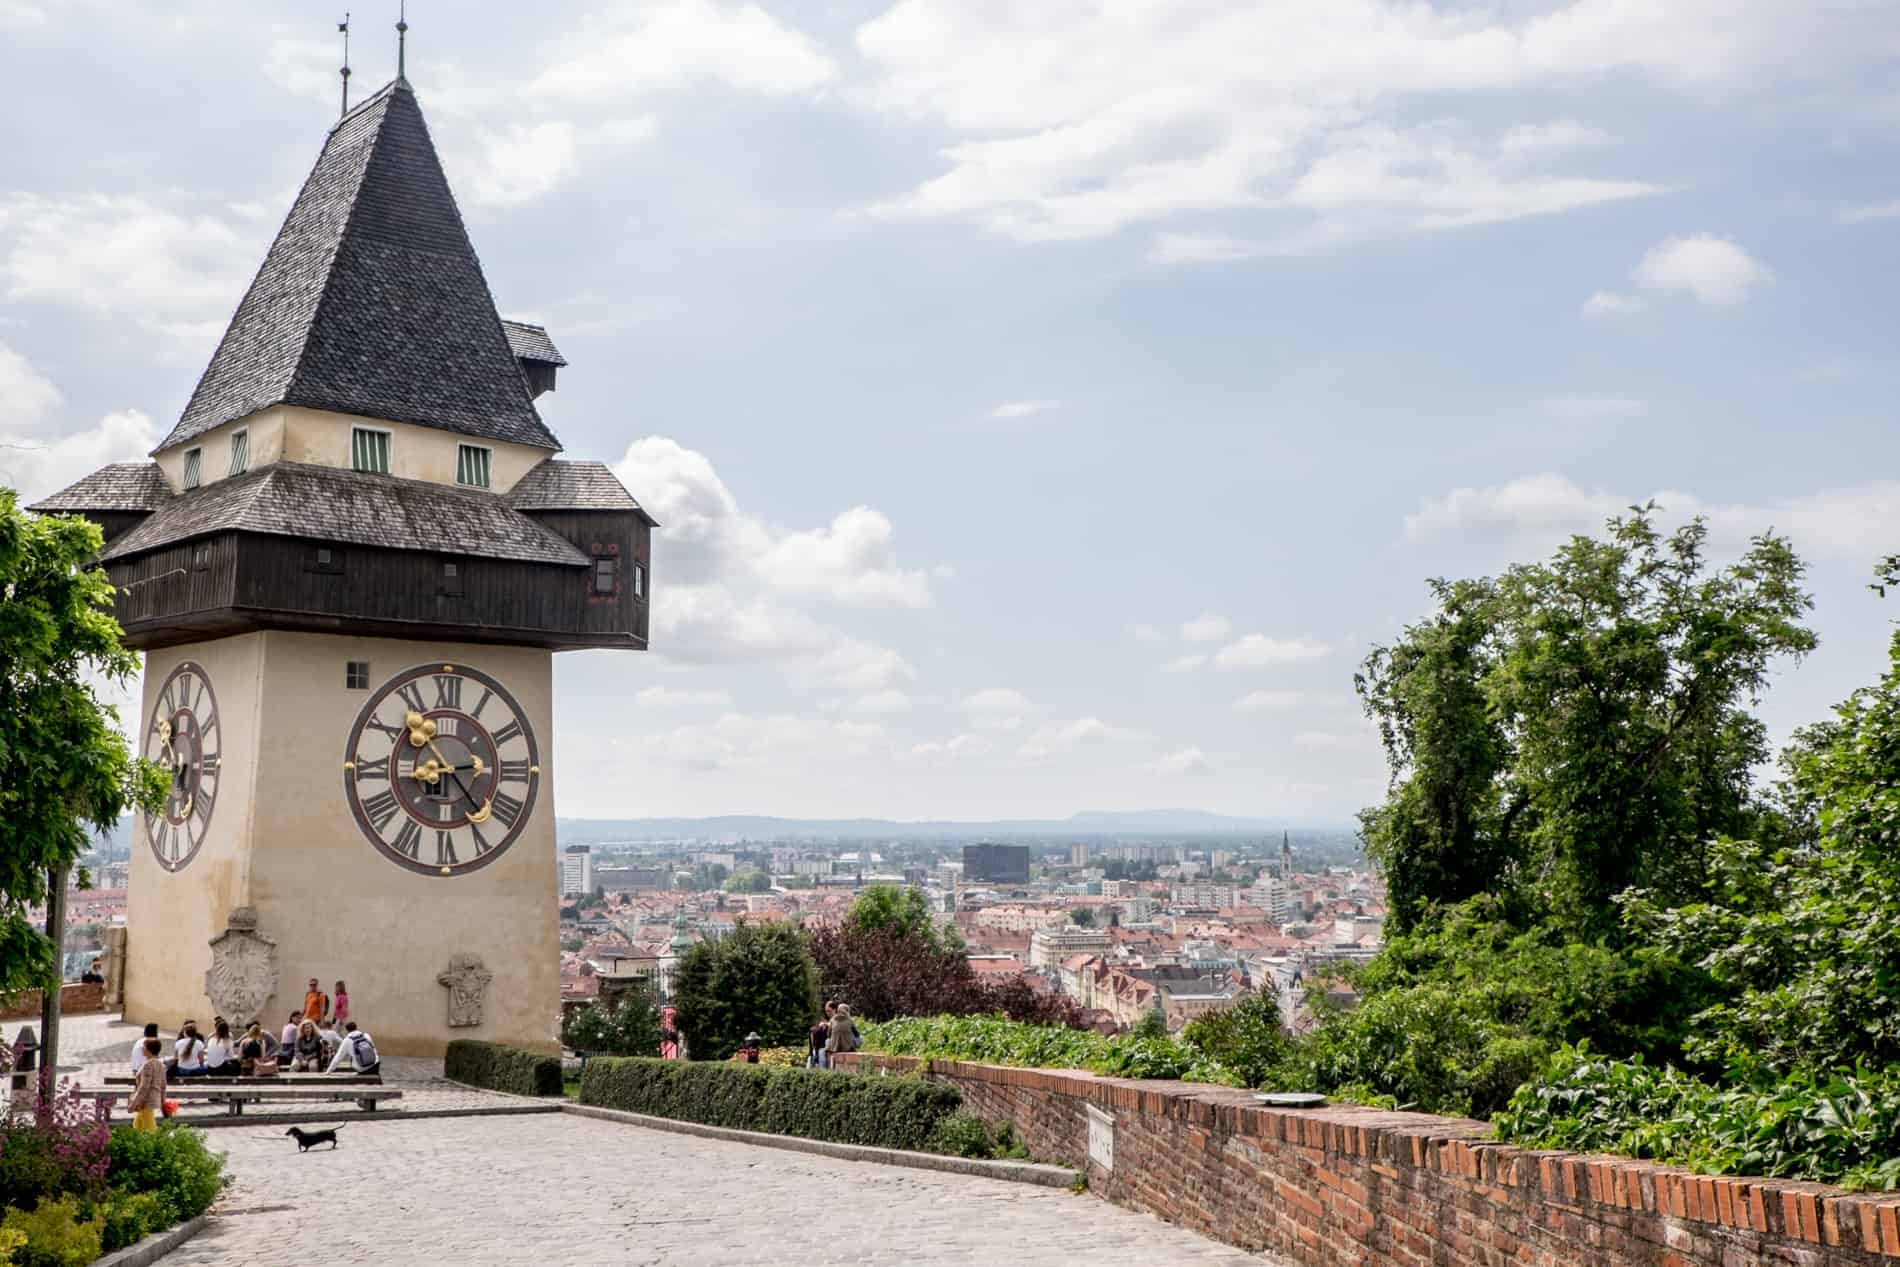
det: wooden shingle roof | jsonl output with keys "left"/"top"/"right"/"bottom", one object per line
{"left": 29, "top": 463, "right": 170, "bottom": 514}
{"left": 99, "top": 462, "right": 589, "bottom": 566}
{"left": 158, "top": 81, "right": 560, "bottom": 456}
{"left": 501, "top": 320, "right": 566, "bottom": 366}
{"left": 507, "top": 460, "right": 655, "bottom": 521}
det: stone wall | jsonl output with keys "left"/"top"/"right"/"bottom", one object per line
{"left": 835, "top": 1053, "right": 1900, "bottom": 1266}
{"left": 0, "top": 983, "right": 106, "bottom": 1023}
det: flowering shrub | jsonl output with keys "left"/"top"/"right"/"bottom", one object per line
{"left": 0, "top": 1082, "right": 110, "bottom": 1210}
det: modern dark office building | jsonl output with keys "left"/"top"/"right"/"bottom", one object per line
{"left": 962, "top": 843, "right": 1031, "bottom": 885}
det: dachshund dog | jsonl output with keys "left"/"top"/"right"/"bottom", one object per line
{"left": 284, "top": 1125, "right": 344, "bottom": 1152}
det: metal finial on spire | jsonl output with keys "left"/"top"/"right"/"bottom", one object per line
{"left": 338, "top": 14, "right": 352, "bottom": 118}
{"left": 396, "top": 0, "right": 408, "bottom": 82}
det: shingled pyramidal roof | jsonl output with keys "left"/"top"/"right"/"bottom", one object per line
{"left": 156, "top": 79, "right": 560, "bottom": 454}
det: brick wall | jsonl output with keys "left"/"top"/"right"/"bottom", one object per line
{"left": 835, "top": 1053, "right": 1900, "bottom": 1266}
{"left": 0, "top": 983, "right": 106, "bottom": 1023}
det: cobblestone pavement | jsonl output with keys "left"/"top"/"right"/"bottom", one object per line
{"left": 167, "top": 1112, "right": 1277, "bottom": 1267}
{"left": 55, "top": 1013, "right": 529, "bottom": 1119}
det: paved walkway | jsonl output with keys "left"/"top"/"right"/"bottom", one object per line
{"left": 168, "top": 1112, "right": 1274, "bottom": 1266}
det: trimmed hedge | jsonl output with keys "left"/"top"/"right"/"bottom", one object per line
{"left": 580, "top": 1057, "right": 961, "bottom": 1152}
{"left": 444, "top": 1039, "right": 563, "bottom": 1096}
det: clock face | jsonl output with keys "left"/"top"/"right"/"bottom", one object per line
{"left": 143, "top": 661, "right": 222, "bottom": 872}
{"left": 342, "top": 662, "right": 542, "bottom": 877}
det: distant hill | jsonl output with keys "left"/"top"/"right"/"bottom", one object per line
{"left": 557, "top": 809, "right": 1341, "bottom": 842}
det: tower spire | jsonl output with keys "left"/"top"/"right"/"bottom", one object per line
{"left": 396, "top": 0, "right": 408, "bottom": 83}
{"left": 338, "top": 14, "right": 352, "bottom": 118}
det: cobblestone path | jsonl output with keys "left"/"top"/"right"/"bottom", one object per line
{"left": 167, "top": 1113, "right": 1275, "bottom": 1266}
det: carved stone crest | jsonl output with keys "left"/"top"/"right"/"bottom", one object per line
{"left": 437, "top": 953, "right": 493, "bottom": 1028}
{"left": 205, "top": 907, "right": 277, "bottom": 1021}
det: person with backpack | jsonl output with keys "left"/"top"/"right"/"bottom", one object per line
{"left": 303, "top": 978, "right": 329, "bottom": 1023}
{"left": 327, "top": 1021, "right": 380, "bottom": 1075}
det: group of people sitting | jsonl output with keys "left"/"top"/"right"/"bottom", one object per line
{"left": 128, "top": 977, "right": 380, "bottom": 1080}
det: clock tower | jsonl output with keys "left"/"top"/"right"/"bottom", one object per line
{"left": 31, "top": 77, "right": 651, "bottom": 1055}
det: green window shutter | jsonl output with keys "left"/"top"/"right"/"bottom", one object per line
{"left": 229, "top": 430, "right": 250, "bottom": 476}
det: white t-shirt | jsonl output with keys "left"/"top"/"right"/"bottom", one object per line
{"left": 281, "top": 1022, "right": 300, "bottom": 1051}
{"left": 130, "top": 1037, "right": 152, "bottom": 1073}
{"left": 203, "top": 1036, "right": 233, "bottom": 1067}
{"left": 174, "top": 1035, "right": 204, "bottom": 1070}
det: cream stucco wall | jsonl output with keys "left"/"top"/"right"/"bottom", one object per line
{"left": 156, "top": 406, "right": 553, "bottom": 496}
{"left": 124, "top": 631, "right": 560, "bottom": 1056}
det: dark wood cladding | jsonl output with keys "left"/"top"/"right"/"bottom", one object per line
{"left": 521, "top": 509, "right": 651, "bottom": 638}
{"left": 103, "top": 522, "right": 649, "bottom": 653}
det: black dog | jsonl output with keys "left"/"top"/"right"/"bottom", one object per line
{"left": 284, "top": 1125, "right": 343, "bottom": 1152}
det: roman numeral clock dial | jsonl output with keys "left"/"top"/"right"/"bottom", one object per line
{"left": 142, "top": 662, "right": 223, "bottom": 872}
{"left": 343, "top": 664, "right": 542, "bottom": 876}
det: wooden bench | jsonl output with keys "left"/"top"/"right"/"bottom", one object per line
{"left": 81, "top": 1086, "right": 402, "bottom": 1119}
{"left": 104, "top": 1073, "right": 383, "bottom": 1086}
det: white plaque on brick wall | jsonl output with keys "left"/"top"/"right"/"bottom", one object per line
{"left": 1086, "top": 1104, "right": 1114, "bottom": 1172}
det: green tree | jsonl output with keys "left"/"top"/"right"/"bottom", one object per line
{"left": 1069, "top": 906, "right": 1095, "bottom": 928}
{"left": 1631, "top": 555, "right": 1900, "bottom": 1073}
{"left": 845, "top": 884, "right": 960, "bottom": 951}
{"left": 0, "top": 492, "right": 165, "bottom": 995}
{"left": 1182, "top": 992, "right": 1289, "bottom": 1088}
{"left": 671, "top": 919, "right": 819, "bottom": 1059}
{"left": 1358, "top": 508, "right": 1814, "bottom": 937}
{"left": 723, "top": 869, "right": 771, "bottom": 894}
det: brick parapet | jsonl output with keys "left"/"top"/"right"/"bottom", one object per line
{"left": 835, "top": 1052, "right": 1900, "bottom": 1265}
{"left": 0, "top": 982, "right": 106, "bottom": 1023}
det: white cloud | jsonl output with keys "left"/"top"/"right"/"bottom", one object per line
{"left": 0, "top": 1, "right": 43, "bottom": 30}
{"left": 1147, "top": 747, "right": 1209, "bottom": 775}
{"left": 849, "top": 689, "right": 912, "bottom": 714}
{"left": 1542, "top": 395, "right": 1644, "bottom": 419}
{"left": 1212, "top": 634, "right": 1330, "bottom": 669}
{"left": 0, "top": 342, "right": 61, "bottom": 432}
{"left": 813, "top": 640, "right": 915, "bottom": 692}
{"left": 760, "top": 507, "right": 930, "bottom": 607}
{"left": 636, "top": 686, "right": 732, "bottom": 709}
{"left": 988, "top": 399, "right": 1065, "bottom": 420}
{"left": 1402, "top": 472, "right": 1900, "bottom": 562}
{"left": 1581, "top": 290, "right": 1647, "bottom": 319}
{"left": 1840, "top": 200, "right": 1900, "bottom": 224}
{"left": 1236, "top": 689, "right": 1342, "bottom": 712}
{"left": 1017, "top": 717, "right": 1140, "bottom": 760}
{"left": 630, "top": 712, "right": 885, "bottom": 773}
{"left": 907, "top": 733, "right": 993, "bottom": 761}
{"left": 1181, "top": 613, "right": 1232, "bottom": 643}
{"left": 1163, "top": 654, "right": 1208, "bottom": 673}
{"left": 531, "top": 0, "right": 834, "bottom": 101}
{"left": 1632, "top": 234, "right": 1772, "bottom": 307}
{"left": 2, "top": 410, "right": 160, "bottom": 505}
{"left": 0, "top": 194, "right": 259, "bottom": 325}
{"left": 844, "top": 0, "right": 1862, "bottom": 252}
{"left": 1294, "top": 729, "right": 1381, "bottom": 755}
{"left": 962, "top": 688, "right": 1030, "bottom": 714}
{"left": 463, "top": 122, "right": 582, "bottom": 208}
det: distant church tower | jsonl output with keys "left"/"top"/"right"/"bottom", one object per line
{"left": 33, "top": 77, "right": 652, "bottom": 1055}
{"left": 1280, "top": 831, "right": 1292, "bottom": 881}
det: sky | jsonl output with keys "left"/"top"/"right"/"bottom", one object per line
{"left": 2, "top": 0, "right": 1898, "bottom": 823}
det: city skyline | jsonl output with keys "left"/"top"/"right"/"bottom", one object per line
{"left": 3, "top": 1, "right": 1897, "bottom": 820}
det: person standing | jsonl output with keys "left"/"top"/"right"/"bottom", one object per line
{"left": 332, "top": 980, "right": 351, "bottom": 1029}
{"left": 659, "top": 1006, "right": 681, "bottom": 1061}
{"left": 302, "top": 978, "right": 328, "bottom": 1023}
{"left": 128, "top": 1038, "right": 166, "bottom": 1131}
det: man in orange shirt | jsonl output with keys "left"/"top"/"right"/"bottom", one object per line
{"left": 303, "top": 978, "right": 328, "bottom": 1022}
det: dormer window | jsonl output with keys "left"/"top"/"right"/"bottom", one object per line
{"left": 351, "top": 427, "right": 390, "bottom": 475}
{"left": 456, "top": 444, "right": 492, "bottom": 489}
{"left": 182, "top": 448, "right": 203, "bottom": 490}
{"left": 228, "top": 428, "right": 250, "bottom": 476}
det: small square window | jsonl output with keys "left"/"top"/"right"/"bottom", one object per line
{"left": 345, "top": 661, "right": 370, "bottom": 690}
{"left": 592, "top": 556, "right": 618, "bottom": 596}
{"left": 306, "top": 545, "right": 344, "bottom": 574}
{"left": 351, "top": 427, "right": 390, "bottom": 474}
{"left": 456, "top": 444, "right": 492, "bottom": 489}
{"left": 228, "top": 429, "right": 250, "bottom": 477}
{"left": 182, "top": 448, "right": 203, "bottom": 490}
